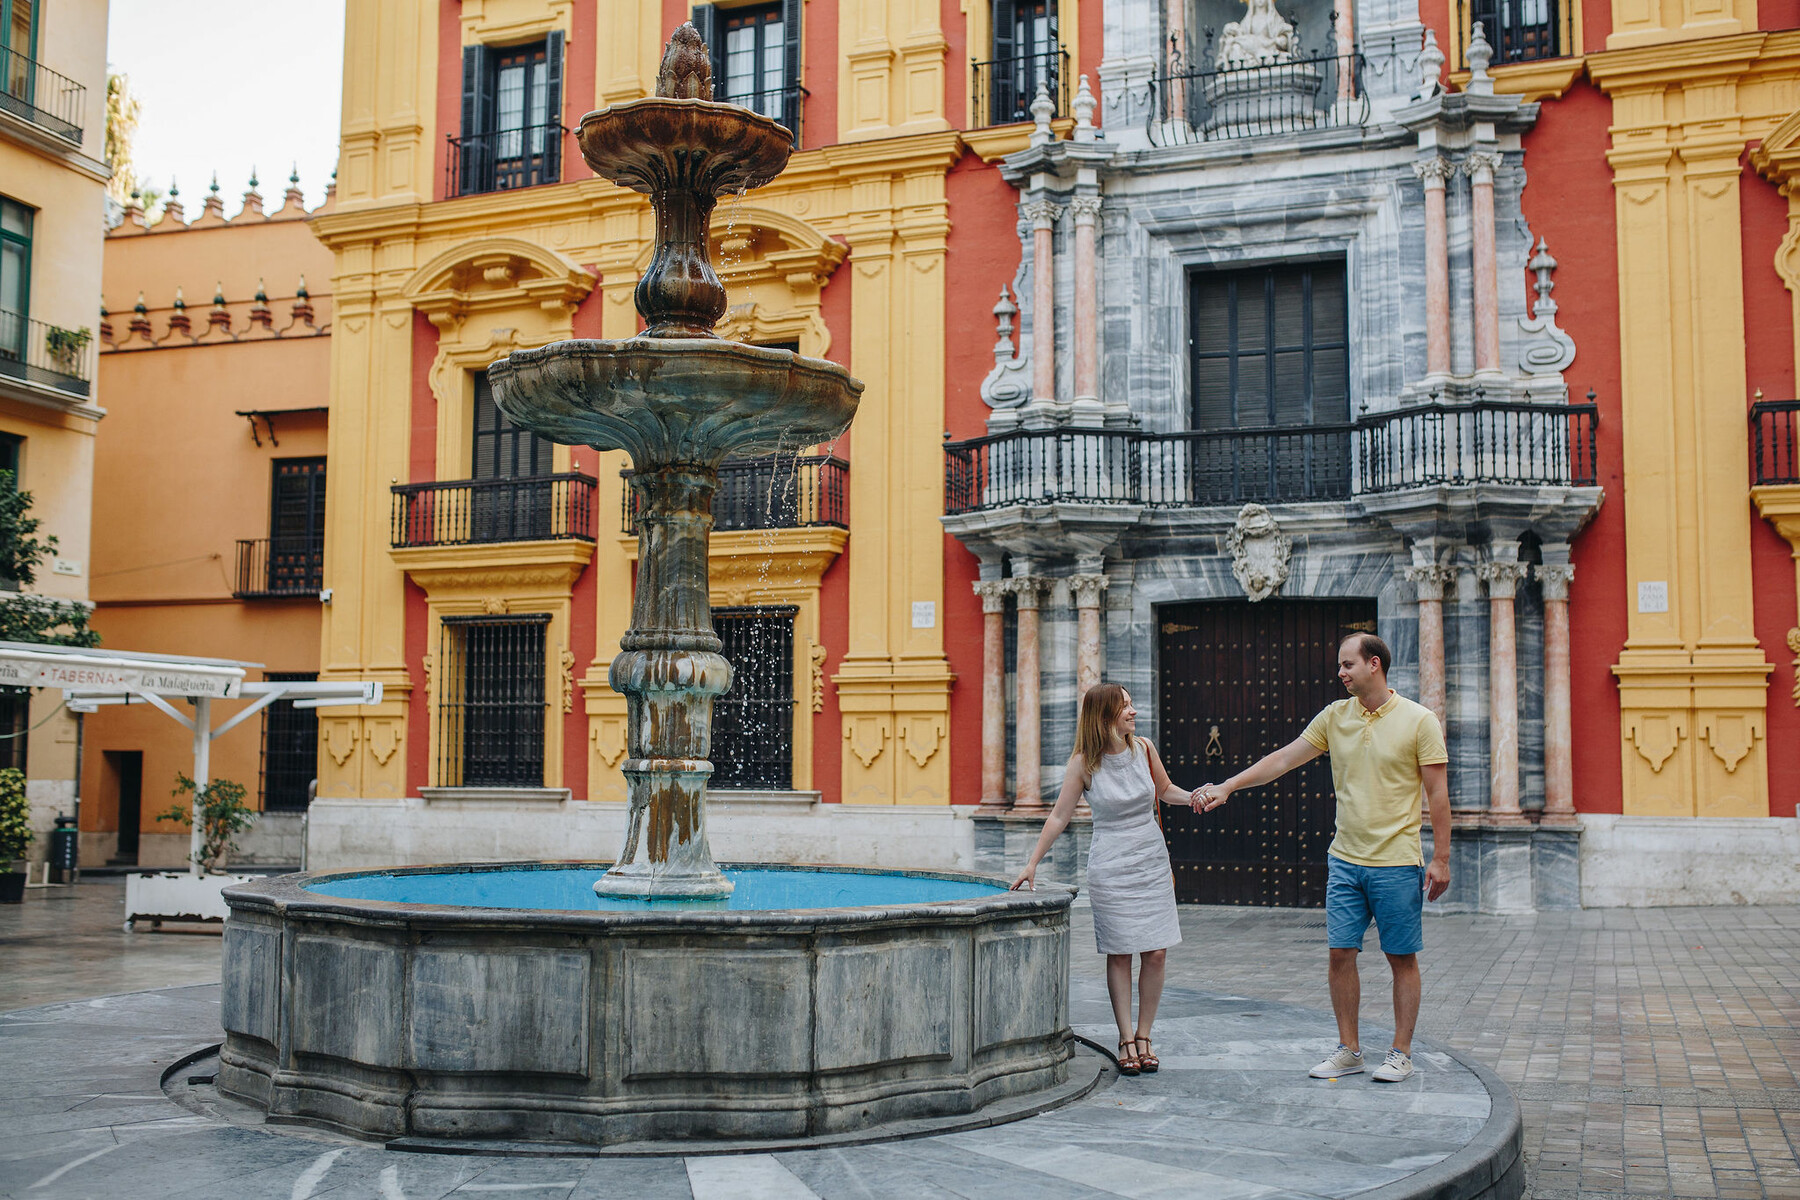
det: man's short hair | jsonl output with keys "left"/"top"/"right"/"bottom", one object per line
{"left": 1340, "top": 632, "right": 1393, "bottom": 675}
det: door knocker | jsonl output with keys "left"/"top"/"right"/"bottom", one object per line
{"left": 1205, "top": 724, "right": 1224, "bottom": 761}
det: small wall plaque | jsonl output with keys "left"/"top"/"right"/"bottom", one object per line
{"left": 1636, "top": 581, "right": 1669, "bottom": 614}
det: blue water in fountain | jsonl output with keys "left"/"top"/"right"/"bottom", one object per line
{"left": 305, "top": 866, "right": 1010, "bottom": 912}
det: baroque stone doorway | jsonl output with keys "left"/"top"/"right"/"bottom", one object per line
{"left": 1158, "top": 597, "right": 1377, "bottom": 906}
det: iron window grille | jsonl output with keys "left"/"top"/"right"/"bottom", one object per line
{"left": 451, "top": 34, "right": 566, "bottom": 197}
{"left": 691, "top": 0, "right": 804, "bottom": 140}
{"left": 1468, "top": 1, "right": 1564, "bottom": 64}
{"left": 259, "top": 671, "right": 319, "bottom": 812}
{"left": 236, "top": 458, "right": 326, "bottom": 598}
{"left": 437, "top": 614, "right": 550, "bottom": 788}
{"left": 710, "top": 605, "right": 796, "bottom": 790}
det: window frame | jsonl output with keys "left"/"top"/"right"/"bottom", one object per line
{"left": 437, "top": 613, "right": 551, "bottom": 789}
{"left": 267, "top": 457, "right": 327, "bottom": 595}
{"left": 1188, "top": 259, "right": 1350, "bottom": 433}
{"left": 259, "top": 671, "right": 320, "bottom": 813}
{"left": 455, "top": 32, "right": 566, "bottom": 197}
{"left": 709, "top": 604, "right": 798, "bottom": 791}
{"left": 691, "top": 0, "right": 803, "bottom": 139}
{"left": 0, "top": 195, "right": 33, "bottom": 335}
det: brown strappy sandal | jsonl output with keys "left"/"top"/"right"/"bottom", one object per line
{"left": 1135, "top": 1035, "right": 1160, "bottom": 1073}
{"left": 1116, "top": 1038, "right": 1142, "bottom": 1076}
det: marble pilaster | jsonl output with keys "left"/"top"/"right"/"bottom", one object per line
{"left": 1070, "top": 197, "right": 1103, "bottom": 414}
{"left": 1536, "top": 559, "right": 1578, "bottom": 826}
{"left": 1465, "top": 151, "right": 1503, "bottom": 376}
{"left": 1023, "top": 200, "right": 1063, "bottom": 405}
{"left": 974, "top": 579, "right": 1010, "bottom": 809}
{"left": 1413, "top": 157, "right": 1455, "bottom": 381}
{"left": 1403, "top": 555, "right": 1455, "bottom": 728}
{"left": 1448, "top": 552, "right": 1490, "bottom": 811}
{"left": 1070, "top": 572, "right": 1110, "bottom": 705}
{"left": 1008, "top": 573, "right": 1049, "bottom": 808}
{"left": 1478, "top": 551, "right": 1531, "bottom": 824}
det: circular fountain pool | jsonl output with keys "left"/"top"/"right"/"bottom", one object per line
{"left": 218, "top": 863, "right": 1074, "bottom": 1147}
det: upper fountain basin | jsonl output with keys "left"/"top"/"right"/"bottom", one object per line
{"left": 487, "top": 338, "right": 862, "bottom": 463}
{"left": 578, "top": 98, "right": 794, "bottom": 197}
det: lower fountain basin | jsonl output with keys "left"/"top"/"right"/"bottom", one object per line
{"left": 218, "top": 863, "right": 1074, "bottom": 1147}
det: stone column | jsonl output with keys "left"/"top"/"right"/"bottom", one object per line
{"left": 1165, "top": 0, "right": 1188, "bottom": 122}
{"left": 1414, "top": 157, "right": 1454, "bottom": 380}
{"left": 974, "top": 579, "right": 1010, "bottom": 809}
{"left": 1070, "top": 572, "right": 1110, "bottom": 705}
{"left": 1070, "top": 196, "right": 1102, "bottom": 412}
{"left": 1404, "top": 557, "right": 1454, "bottom": 728}
{"left": 1478, "top": 553, "right": 1531, "bottom": 823}
{"left": 1024, "top": 200, "right": 1063, "bottom": 405}
{"left": 1536, "top": 560, "right": 1578, "bottom": 826}
{"left": 1466, "top": 151, "right": 1504, "bottom": 376}
{"left": 1008, "top": 573, "right": 1048, "bottom": 809}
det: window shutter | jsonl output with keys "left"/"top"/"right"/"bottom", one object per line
{"left": 781, "top": 0, "right": 803, "bottom": 139}
{"left": 460, "top": 44, "right": 495, "bottom": 194}
{"left": 543, "top": 30, "right": 565, "bottom": 181}
{"left": 691, "top": 6, "right": 721, "bottom": 86}
{"left": 990, "top": 0, "right": 1017, "bottom": 125}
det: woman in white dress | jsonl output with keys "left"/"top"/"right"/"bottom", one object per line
{"left": 1011, "top": 683, "right": 1201, "bottom": 1075}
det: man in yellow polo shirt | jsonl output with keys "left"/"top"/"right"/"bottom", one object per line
{"left": 1196, "top": 632, "right": 1451, "bottom": 1083}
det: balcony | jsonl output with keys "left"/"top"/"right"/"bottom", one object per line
{"left": 0, "top": 45, "right": 85, "bottom": 143}
{"left": 444, "top": 122, "right": 567, "bottom": 199}
{"left": 713, "top": 82, "right": 807, "bottom": 144}
{"left": 972, "top": 49, "right": 1068, "bottom": 128}
{"left": 622, "top": 455, "right": 848, "bottom": 534}
{"left": 391, "top": 473, "right": 597, "bottom": 548}
{"left": 234, "top": 539, "right": 324, "bottom": 600}
{"left": 942, "top": 399, "right": 1599, "bottom": 515}
{"left": 1147, "top": 52, "right": 1368, "bottom": 147}
{"left": 0, "top": 309, "right": 94, "bottom": 399}
{"left": 1752, "top": 399, "right": 1799, "bottom": 486}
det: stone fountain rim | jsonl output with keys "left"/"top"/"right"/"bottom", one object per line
{"left": 223, "top": 860, "right": 1073, "bottom": 932}
{"left": 577, "top": 94, "right": 794, "bottom": 134}
{"left": 486, "top": 337, "right": 863, "bottom": 391}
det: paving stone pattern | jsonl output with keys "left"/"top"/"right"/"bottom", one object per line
{"left": 3, "top": 879, "right": 1798, "bottom": 1198}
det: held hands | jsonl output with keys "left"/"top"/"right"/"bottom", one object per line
{"left": 1189, "top": 782, "right": 1231, "bottom": 813}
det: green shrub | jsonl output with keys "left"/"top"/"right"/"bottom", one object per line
{"left": 158, "top": 773, "right": 254, "bottom": 873}
{"left": 0, "top": 768, "right": 31, "bottom": 865}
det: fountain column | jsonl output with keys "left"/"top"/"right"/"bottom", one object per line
{"left": 1009, "top": 572, "right": 1048, "bottom": 809}
{"left": 1466, "top": 151, "right": 1504, "bottom": 376}
{"left": 1414, "top": 157, "right": 1454, "bottom": 381}
{"left": 1025, "top": 200, "right": 1063, "bottom": 406}
{"left": 1478, "top": 550, "right": 1530, "bottom": 824}
{"left": 974, "top": 578, "right": 1010, "bottom": 809}
{"left": 1536, "top": 558, "right": 1578, "bottom": 826}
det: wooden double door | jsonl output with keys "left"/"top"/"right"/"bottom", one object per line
{"left": 1157, "top": 598, "right": 1377, "bottom": 907}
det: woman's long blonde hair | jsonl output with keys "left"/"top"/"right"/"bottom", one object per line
{"left": 1076, "top": 683, "right": 1138, "bottom": 783}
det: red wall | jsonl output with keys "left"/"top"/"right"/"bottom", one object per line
{"left": 435, "top": 0, "right": 461, "bottom": 203}
{"left": 942, "top": 152, "right": 1028, "bottom": 805}
{"left": 405, "top": 313, "right": 440, "bottom": 796}
{"left": 1741, "top": 156, "right": 1800, "bottom": 813}
{"left": 1520, "top": 81, "right": 1627, "bottom": 814}
{"left": 810, "top": 246, "right": 855, "bottom": 802}
{"left": 807, "top": 0, "right": 840, "bottom": 148}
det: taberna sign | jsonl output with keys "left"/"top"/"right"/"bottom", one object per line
{"left": 0, "top": 652, "right": 243, "bottom": 698}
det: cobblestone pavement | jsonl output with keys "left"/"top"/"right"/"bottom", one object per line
{"left": 4, "top": 878, "right": 1798, "bottom": 1198}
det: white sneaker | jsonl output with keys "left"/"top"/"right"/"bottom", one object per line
{"left": 1309, "top": 1044, "right": 1364, "bottom": 1078}
{"left": 1371, "top": 1048, "right": 1414, "bottom": 1082}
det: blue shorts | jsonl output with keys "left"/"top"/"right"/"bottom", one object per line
{"left": 1325, "top": 855, "right": 1424, "bottom": 956}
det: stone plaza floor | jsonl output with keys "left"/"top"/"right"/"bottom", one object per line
{"left": 2, "top": 877, "right": 1797, "bottom": 1199}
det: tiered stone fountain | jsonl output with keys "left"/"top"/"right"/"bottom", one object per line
{"left": 216, "top": 27, "right": 1076, "bottom": 1148}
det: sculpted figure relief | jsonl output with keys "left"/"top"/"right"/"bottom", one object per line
{"left": 1216, "top": 0, "right": 1298, "bottom": 69}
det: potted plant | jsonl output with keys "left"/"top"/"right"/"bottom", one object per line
{"left": 43, "top": 325, "right": 92, "bottom": 375}
{"left": 0, "top": 767, "right": 31, "bottom": 903}
{"left": 157, "top": 772, "right": 254, "bottom": 873}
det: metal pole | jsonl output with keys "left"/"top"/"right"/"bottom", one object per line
{"left": 190, "top": 695, "right": 210, "bottom": 876}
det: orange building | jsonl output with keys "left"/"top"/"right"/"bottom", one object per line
{"left": 81, "top": 174, "right": 336, "bottom": 868}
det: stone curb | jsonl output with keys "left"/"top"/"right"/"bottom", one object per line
{"left": 1350, "top": 1039, "right": 1524, "bottom": 1200}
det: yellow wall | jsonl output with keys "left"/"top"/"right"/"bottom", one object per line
{"left": 0, "top": 0, "right": 110, "bottom": 860}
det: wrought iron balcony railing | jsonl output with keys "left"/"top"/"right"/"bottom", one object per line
{"left": 392, "top": 473, "right": 598, "bottom": 548}
{"left": 1147, "top": 52, "right": 1367, "bottom": 147}
{"left": 234, "top": 538, "right": 325, "bottom": 599}
{"left": 622, "top": 455, "right": 848, "bottom": 534}
{"left": 713, "top": 82, "right": 807, "bottom": 143}
{"left": 1471, "top": 4, "right": 1568, "bottom": 65}
{"left": 0, "top": 45, "right": 85, "bottom": 143}
{"left": 1752, "top": 398, "right": 1800, "bottom": 486}
{"left": 445, "top": 122, "right": 568, "bottom": 198}
{"left": 0, "top": 308, "right": 94, "bottom": 398}
{"left": 972, "top": 48, "right": 1068, "bottom": 128}
{"left": 943, "top": 399, "right": 1600, "bottom": 515}
{"left": 1357, "top": 399, "right": 1599, "bottom": 493}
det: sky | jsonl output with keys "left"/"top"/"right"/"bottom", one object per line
{"left": 106, "top": 2, "right": 346, "bottom": 212}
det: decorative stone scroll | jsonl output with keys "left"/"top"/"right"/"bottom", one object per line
{"left": 1518, "top": 238, "right": 1577, "bottom": 375}
{"left": 1226, "top": 504, "right": 1291, "bottom": 602}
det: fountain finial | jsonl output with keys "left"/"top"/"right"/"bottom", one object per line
{"left": 657, "top": 23, "right": 714, "bottom": 100}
